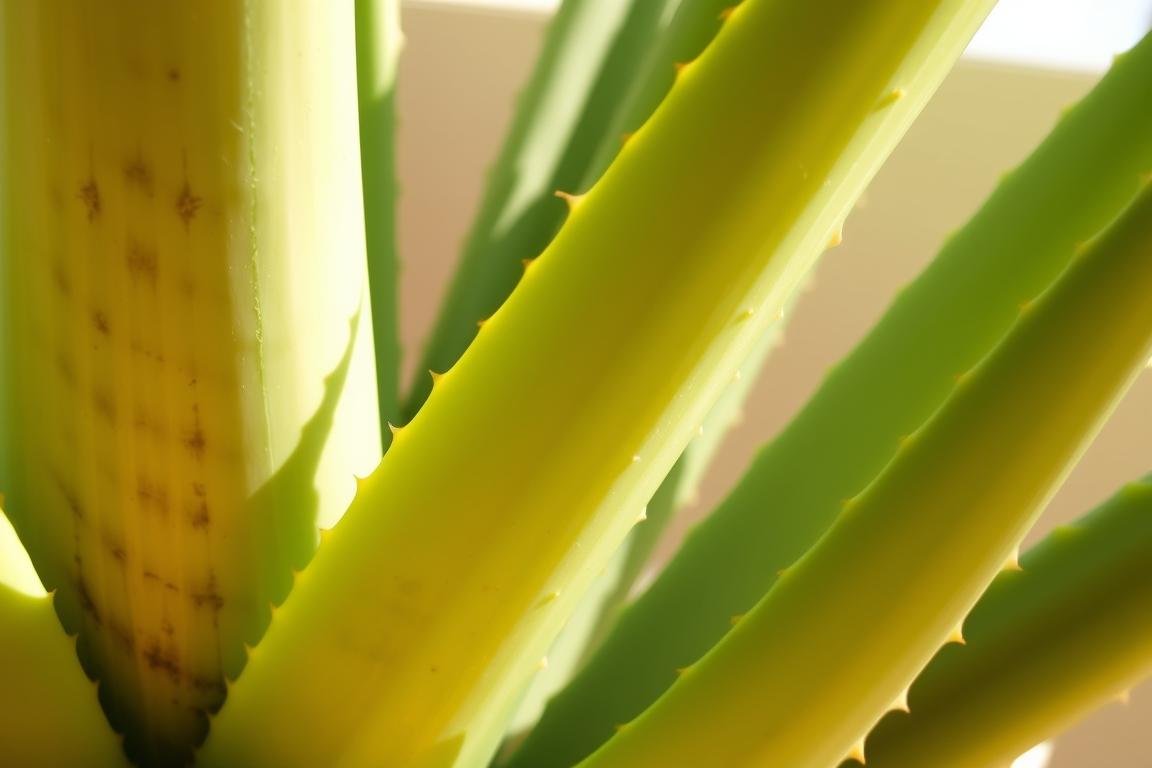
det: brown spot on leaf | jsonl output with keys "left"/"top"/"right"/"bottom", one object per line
{"left": 110, "top": 620, "right": 135, "bottom": 653}
{"left": 93, "top": 389, "right": 117, "bottom": 423}
{"left": 167, "top": 67, "right": 181, "bottom": 83}
{"left": 132, "top": 409, "right": 167, "bottom": 441}
{"left": 136, "top": 477, "right": 170, "bottom": 517}
{"left": 123, "top": 157, "right": 154, "bottom": 196}
{"left": 78, "top": 178, "right": 101, "bottom": 220}
{"left": 105, "top": 531, "right": 127, "bottom": 564}
{"left": 188, "top": 499, "right": 210, "bottom": 529}
{"left": 191, "top": 575, "right": 224, "bottom": 615}
{"left": 130, "top": 338, "right": 166, "bottom": 364}
{"left": 55, "top": 353, "right": 76, "bottom": 386}
{"left": 142, "top": 640, "right": 182, "bottom": 685}
{"left": 91, "top": 309, "right": 110, "bottom": 336}
{"left": 54, "top": 475, "right": 84, "bottom": 521}
{"left": 183, "top": 427, "right": 207, "bottom": 460}
{"left": 190, "top": 674, "right": 226, "bottom": 697}
{"left": 176, "top": 182, "right": 202, "bottom": 227}
{"left": 76, "top": 575, "right": 102, "bottom": 626}
{"left": 126, "top": 241, "right": 158, "bottom": 285}
{"left": 52, "top": 261, "right": 72, "bottom": 297}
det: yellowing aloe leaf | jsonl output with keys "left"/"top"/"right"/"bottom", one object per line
{"left": 0, "top": 3, "right": 380, "bottom": 764}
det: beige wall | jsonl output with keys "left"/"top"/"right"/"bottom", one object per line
{"left": 396, "top": 4, "right": 1152, "bottom": 765}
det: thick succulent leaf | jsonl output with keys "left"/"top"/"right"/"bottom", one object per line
{"left": 517, "top": 0, "right": 794, "bottom": 717}
{"left": 582, "top": 179, "right": 1152, "bottom": 768}
{"left": 509, "top": 29, "right": 1152, "bottom": 767}
{"left": 860, "top": 475, "right": 1152, "bottom": 768}
{"left": 580, "top": 320, "right": 788, "bottom": 654}
{"left": 0, "top": 3, "right": 380, "bottom": 764}
{"left": 201, "top": 1, "right": 994, "bottom": 766}
{"left": 356, "top": 0, "right": 404, "bottom": 439}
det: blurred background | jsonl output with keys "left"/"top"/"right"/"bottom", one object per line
{"left": 395, "top": 1, "right": 1152, "bottom": 764}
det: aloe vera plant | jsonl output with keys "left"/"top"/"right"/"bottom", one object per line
{"left": 0, "top": 1, "right": 1149, "bottom": 767}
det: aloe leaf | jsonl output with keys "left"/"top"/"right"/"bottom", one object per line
{"left": 200, "top": 2, "right": 995, "bottom": 766}
{"left": 558, "top": 0, "right": 763, "bottom": 599}
{"left": 591, "top": 291, "right": 800, "bottom": 639}
{"left": 513, "top": 328, "right": 780, "bottom": 742}
{"left": 402, "top": 0, "right": 676, "bottom": 421}
{"left": 516, "top": 0, "right": 796, "bottom": 716}
{"left": 356, "top": 0, "right": 404, "bottom": 440}
{"left": 582, "top": 179, "right": 1152, "bottom": 768}
{"left": 0, "top": 510, "right": 128, "bottom": 767}
{"left": 503, "top": 550, "right": 631, "bottom": 737}
{"left": 0, "top": 3, "right": 380, "bottom": 764}
{"left": 508, "top": 29, "right": 1152, "bottom": 768}
{"left": 859, "top": 474, "right": 1152, "bottom": 768}
{"left": 573, "top": 0, "right": 809, "bottom": 648}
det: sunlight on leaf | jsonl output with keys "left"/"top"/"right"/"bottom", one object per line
{"left": 1011, "top": 741, "right": 1054, "bottom": 768}
{"left": 0, "top": 507, "right": 44, "bottom": 597}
